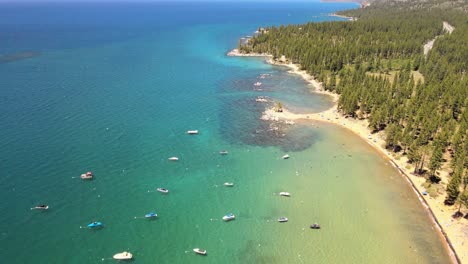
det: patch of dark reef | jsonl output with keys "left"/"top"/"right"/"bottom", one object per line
{"left": 0, "top": 51, "right": 40, "bottom": 64}
{"left": 218, "top": 95, "right": 318, "bottom": 152}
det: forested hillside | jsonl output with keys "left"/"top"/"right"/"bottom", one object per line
{"left": 240, "top": 0, "right": 468, "bottom": 212}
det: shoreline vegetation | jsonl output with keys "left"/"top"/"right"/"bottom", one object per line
{"left": 228, "top": 50, "right": 465, "bottom": 263}
{"left": 227, "top": 1, "right": 467, "bottom": 262}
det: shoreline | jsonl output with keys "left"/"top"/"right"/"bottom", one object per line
{"left": 227, "top": 49, "right": 272, "bottom": 57}
{"left": 228, "top": 49, "right": 466, "bottom": 264}
{"left": 329, "top": 13, "right": 356, "bottom": 21}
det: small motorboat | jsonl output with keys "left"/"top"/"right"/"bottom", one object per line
{"left": 282, "top": 154, "right": 290, "bottom": 159}
{"left": 168, "top": 157, "right": 179, "bottom": 161}
{"left": 222, "top": 213, "right": 235, "bottom": 221}
{"left": 219, "top": 150, "right": 229, "bottom": 155}
{"left": 193, "top": 248, "right": 207, "bottom": 255}
{"left": 278, "top": 217, "right": 288, "bottom": 222}
{"left": 279, "top": 192, "right": 291, "bottom": 197}
{"left": 87, "top": 221, "right": 103, "bottom": 228}
{"left": 113, "top": 251, "right": 133, "bottom": 260}
{"left": 157, "top": 188, "right": 169, "bottom": 194}
{"left": 310, "top": 223, "right": 321, "bottom": 229}
{"left": 187, "top": 130, "right": 199, "bottom": 135}
{"left": 80, "top": 171, "right": 93, "bottom": 180}
{"left": 145, "top": 212, "right": 158, "bottom": 218}
{"left": 31, "top": 205, "right": 49, "bottom": 210}
{"left": 253, "top": 82, "right": 262, "bottom": 86}
{"left": 223, "top": 182, "right": 234, "bottom": 187}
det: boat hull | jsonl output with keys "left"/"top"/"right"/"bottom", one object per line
{"left": 113, "top": 252, "right": 132, "bottom": 260}
{"left": 32, "top": 205, "right": 49, "bottom": 210}
{"left": 193, "top": 248, "right": 207, "bottom": 255}
{"left": 157, "top": 188, "right": 169, "bottom": 193}
{"left": 145, "top": 213, "right": 158, "bottom": 218}
{"left": 87, "top": 222, "right": 103, "bottom": 228}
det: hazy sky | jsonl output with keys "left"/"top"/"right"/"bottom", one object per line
{"left": 0, "top": 0, "right": 324, "bottom": 3}
{"left": 0, "top": 0, "right": 322, "bottom": 2}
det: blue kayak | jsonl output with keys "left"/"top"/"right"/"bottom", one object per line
{"left": 87, "top": 222, "right": 103, "bottom": 228}
{"left": 145, "top": 212, "right": 158, "bottom": 218}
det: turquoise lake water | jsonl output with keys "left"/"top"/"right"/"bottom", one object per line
{"left": 0, "top": 1, "right": 452, "bottom": 263}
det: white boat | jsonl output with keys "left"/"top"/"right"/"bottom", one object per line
{"left": 219, "top": 150, "right": 229, "bottom": 155}
{"left": 80, "top": 171, "right": 93, "bottom": 180}
{"left": 253, "top": 82, "right": 262, "bottom": 86}
{"left": 282, "top": 154, "right": 290, "bottom": 159}
{"left": 279, "top": 192, "right": 291, "bottom": 197}
{"left": 278, "top": 217, "right": 288, "bottom": 222}
{"left": 157, "top": 188, "right": 169, "bottom": 194}
{"left": 113, "top": 251, "right": 133, "bottom": 260}
{"left": 168, "top": 157, "right": 179, "bottom": 161}
{"left": 223, "top": 182, "right": 234, "bottom": 187}
{"left": 31, "top": 205, "right": 49, "bottom": 210}
{"left": 222, "top": 213, "right": 235, "bottom": 221}
{"left": 187, "top": 130, "right": 199, "bottom": 135}
{"left": 193, "top": 248, "right": 207, "bottom": 255}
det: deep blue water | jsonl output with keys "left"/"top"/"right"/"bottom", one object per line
{"left": 0, "top": 1, "right": 452, "bottom": 263}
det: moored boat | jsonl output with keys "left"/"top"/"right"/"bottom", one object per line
{"left": 31, "top": 205, "right": 49, "bottom": 210}
{"left": 193, "top": 248, "right": 207, "bottom": 255}
{"left": 187, "top": 130, "right": 199, "bottom": 135}
{"left": 168, "top": 157, "right": 179, "bottom": 161}
{"left": 219, "top": 150, "right": 229, "bottom": 155}
{"left": 113, "top": 251, "right": 133, "bottom": 260}
{"left": 157, "top": 188, "right": 169, "bottom": 194}
{"left": 279, "top": 192, "right": 291, "bottom": 197}
{"left": 87, "top": 221, "right": 103, "bottom": 228}
{"left": 80, "top": 171, "right": 93, "bottom": 180}
{"left": 278, "top": 217, "right": 288, "bottom": 222}
{"left": 282, "top": 154, "right": 290, "bottom": 159}
{"left": 145, "top": 212, "right": 158, "bottom": 218}
{"left": 222, "top": 213, "right": 235, "bottom": 221}
{"left": 223, "top": 182, "right": 234, "bottom": 187}
{"left": 310, "top": 223, "right": 321, "bottom": 229}
{"left": 254, "top": 82, "right": 262, "bottom": 86}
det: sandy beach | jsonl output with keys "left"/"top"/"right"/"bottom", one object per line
{"left": 229, "top": 50, "right": 467, "bottom": 263}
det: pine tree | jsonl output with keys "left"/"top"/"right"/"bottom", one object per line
{"left": 454, "top": 191, "right": 468, "bottom": 218}
{"left": 385, "top": 123, "right": 400, "bottom": 150}
{"left": 444, "top": 164, "right": 463, "bottom": 205}
{"left": 429, "top": 143, "right": 444, "bottom": 181}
